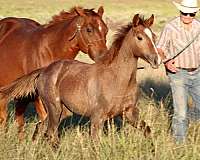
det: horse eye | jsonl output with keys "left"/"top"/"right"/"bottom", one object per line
{"left": 87, "top": 28, "right": 92, "bottom": 33}
{"left": 137, "top": 36, "right": 143, "bottom": 41}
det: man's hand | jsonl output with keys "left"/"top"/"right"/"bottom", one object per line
{"left": 164, "top": 59, "right": 179, "bottom": 73}
{"left": 157, "top": 48, "right": 179, "bottom": 73}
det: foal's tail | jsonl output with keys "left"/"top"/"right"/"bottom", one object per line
{"left": 0, "top": 68, "right": 44, "bottom": 101}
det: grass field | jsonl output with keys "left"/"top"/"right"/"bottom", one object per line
{"left": 1, "top": 0, "right": 200, "bottom": 159}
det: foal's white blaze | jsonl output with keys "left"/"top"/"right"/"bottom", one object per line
{"left": 144, "top": 28, "right": 162, "bottom": 65}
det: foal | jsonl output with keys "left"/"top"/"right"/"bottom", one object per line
{"left": 0, "top": 14, "right": 161, "bottom": 142}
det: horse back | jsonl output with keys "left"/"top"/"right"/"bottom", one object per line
{"left": 0, "top": 17, "right": 40, "bottom": 43}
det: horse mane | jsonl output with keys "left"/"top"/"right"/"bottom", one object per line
{"left": 100, "top": 23, "right": 133, "bottom": 64}
{"left": 45, "top": 6, "right": 98, "bottom": 27}
{"left": 101, "top": 14, "right": 145, "bottom": 64}
{"left": 69, "top": 6, "right": 97, "bottom": 16}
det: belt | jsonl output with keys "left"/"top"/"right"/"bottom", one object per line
{"left": 177, "top": 67, "right": 198, "bottom": 72}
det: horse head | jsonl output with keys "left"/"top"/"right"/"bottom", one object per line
{"left": 130, "top": 14, "right": 161, "bottom": 68}
{"left": 69, "top": 6, "right": 108, "bottom": 62}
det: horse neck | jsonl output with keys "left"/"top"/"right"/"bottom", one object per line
{"left": 41, "top": 17, "right": 79, "bottom": 59}
{"left": 106, "top": 33, "right": 138, "bottom": 87}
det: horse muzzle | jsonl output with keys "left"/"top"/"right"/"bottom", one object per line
{"left": 145, "top": 54, "right": 161, "bottom": 69}
{"left": 89, "top": 46, "right": 108, "bottom": 62}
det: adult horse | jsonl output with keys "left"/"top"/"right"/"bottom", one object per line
{"left": 0, "top": 14, "right": 161, "bottom": 143}
{"left": 0, "top": 6, "right": 108, "bottom": 138}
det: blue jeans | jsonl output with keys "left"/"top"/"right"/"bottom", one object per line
{"left": 168, "top": 68, "right": 200, "bottom": 142}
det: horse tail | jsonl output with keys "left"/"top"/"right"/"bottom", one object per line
{"left": 0, "top": 68, "right": 44, "bottom": 101}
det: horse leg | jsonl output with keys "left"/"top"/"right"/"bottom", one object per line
{"left": 32, "top": 102, "right": 72, "bottom": 141}
{"left": 15, "top": 99, "right": 29, "bottom": 140}
{"left": 125, "top": 105, "right": 151, "bottom": 137}
{"left": 60, "top": 104, "right": 73, "bottom": 122}
{"left": 32, "top": 96, "right": 47, "bottom": 141}
{"left": 90, "top": 112, "right": 105, "bottom": 140}
{"left": 0, "top": 97, "right": 8, "bottom": 128}
{"left": 35, "top": 96, "right": 47, "bottom": 122}
{"left": 42, "top": 99, "right": 62, "bottom": 147}
{"left": 46, "top": 110, "right": 61, "bottom": 147}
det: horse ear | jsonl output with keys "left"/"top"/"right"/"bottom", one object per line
{"left": 97, "top": 6, "right": 104, "bottom": 17}
{"left": 132, "top": 14, "right": 140, "bottom": 27}
{"left": 75, "top": 6, "right": 86, "bottom": 17}
{"left": 144, "top": 14, "right": 154, "bottom": 27}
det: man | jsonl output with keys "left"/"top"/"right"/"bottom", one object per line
{"left": 157, "top": 0, "right": 200, "bottom": 143}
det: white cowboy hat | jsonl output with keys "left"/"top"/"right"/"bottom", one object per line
{"left": 173, "top": 0, "right": 200, "bottom": 13}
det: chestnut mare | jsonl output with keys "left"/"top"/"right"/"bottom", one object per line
{"left": 0, "top": 14, "right": 161, "bottom": 143}
{"left": 0, "top": 6, "right": 108, "bottom": 138}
